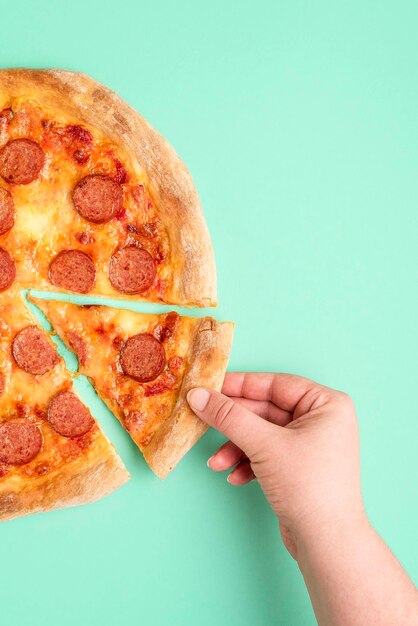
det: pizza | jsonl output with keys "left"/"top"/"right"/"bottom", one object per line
{"left": 30, "top": 299, "right": 233, "bottom": 479}
{"left": 0, "top": 291, "right": 129, "bottom": 521}
{"left": 0, "top": 68, "right": 216, "bottom": 306}
{"left": 0, "top": 68, "right": 233, "bottom": 521}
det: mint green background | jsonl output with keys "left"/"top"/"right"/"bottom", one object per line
{"left": 1, "top": 2, "right": 417, "bottom": 624}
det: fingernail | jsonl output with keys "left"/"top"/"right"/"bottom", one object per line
{"left": 187, "top": 388, "right": 210, "bottom": 411}
{"left": 207, "top": 455, "right": 214, "bottom": 468}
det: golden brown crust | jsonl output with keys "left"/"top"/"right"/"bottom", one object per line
{"left": 143, "top": 318, "right": 234, "bottom": 478}
{"left": 0, "top": 437, "right": 129, "bottom": 522}
{"left": 0, "top": 68, "right": 216, "bottom": 307}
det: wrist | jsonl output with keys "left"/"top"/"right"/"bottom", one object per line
{"left": 279, "top": 493, "right": 367, "bottom": 551}
{"left": 295, "top": 512, "right": 371, "bottom": 564}
{"left": 280, "top": 490, "right": 367, "bottom": 550}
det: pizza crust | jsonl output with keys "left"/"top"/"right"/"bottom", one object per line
{"left": 0, "top": 68, "right": 216, "bottom": 307}
{"left": 0, "top": 437, "right": 129, "bottom": 522}
{"left": 143, "top": 317, "right": 234, "bottom": 478}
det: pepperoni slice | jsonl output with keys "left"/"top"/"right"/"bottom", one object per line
{"left": 109, "top": 246, "right": 156, "bottom": 294}
{"left": 49, "top": 250, "right": 95, "bottom": 293}
{"left": 0, "top": 139, "right": 45, "bottom": 184}
{"left": 12, "top": 325, "right": 58, "bottom": 375}
{"left": 120, "top": 333, "right": 166, "bottom": 382}
{"left": 72, "top": 174, "right": 123, "bottom": 223}
{"left": 0, "top": 187, "right": 14, "bottom": 235}
{"left": 0, "top": 247, "right": 16, "bottom": 291}
{"left": 48, "top": 391, "right": 94, "bottom": 438}
{"left": 0, "top": 420, "right": 42, "bottom": 465}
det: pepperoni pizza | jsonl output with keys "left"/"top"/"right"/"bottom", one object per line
{"left": 0, "top": 68, "right": 233, "bottom": 521}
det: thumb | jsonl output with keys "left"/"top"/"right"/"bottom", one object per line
{"left": 187, "top": 387, "right": 274, "bottom": 458}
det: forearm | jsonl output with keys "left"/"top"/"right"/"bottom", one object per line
{"left": 296, "top": 517, "right": 418, "bottom": 626}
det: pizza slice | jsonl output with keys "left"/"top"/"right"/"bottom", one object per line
{"left": 0, "top": 291, "right": 129, "bottom": 522}
{"left": 31, "top": 297, "right": 233, "bottom": 478}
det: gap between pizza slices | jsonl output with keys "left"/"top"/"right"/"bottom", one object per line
{"left": 0, "top": 68, "right": 234, "bottom": 521}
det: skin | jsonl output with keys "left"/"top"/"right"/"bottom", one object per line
{"left": 187, "top": 372, "right": 418, "bottom": 626}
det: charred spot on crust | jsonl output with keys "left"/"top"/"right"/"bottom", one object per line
{"left": 92, "top": 88, "right": 106, "bottom": 101}
{"left": 199, "top": 319, "right": 215, "bottom": 332}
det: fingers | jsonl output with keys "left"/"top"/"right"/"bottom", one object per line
{"left": 222, "top": 372, "right": 329, "bottom": 413}
{"left": 227, "top": 460, "right": 255, "bottom": 486}
{"left": 222, "top": 372, "right": 273, "bottom": 399}
{"left": 187, "top": 387, "right": 277, "bottom": 458}
{"left": 229, "top": 396, "right": 291, "bottom": 426}
{"left": 207, "top": 441, "right": 255, "bottom": 485}
{"left": 208, "top": 440, "right": 245, "bottom": 471}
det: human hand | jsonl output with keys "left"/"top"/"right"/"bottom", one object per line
{"left": 187, "top": 373, "right": 365, "bottom": 559}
